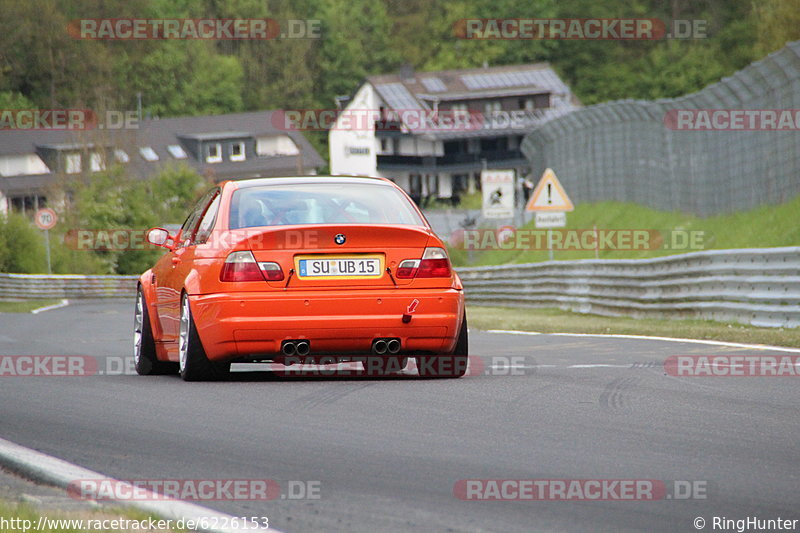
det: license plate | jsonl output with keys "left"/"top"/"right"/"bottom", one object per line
{"left": 296, "top": 255, "right": 383, "bottom": 279}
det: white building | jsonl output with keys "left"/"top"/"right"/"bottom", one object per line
{"left": 329, "top": 63, "right": 579, "bottom": 205}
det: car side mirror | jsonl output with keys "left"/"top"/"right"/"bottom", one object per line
{"left": 146, "top": 227, "right": 174, "bottom": 250}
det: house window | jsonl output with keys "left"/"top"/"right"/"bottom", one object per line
{"left": 9, "top": 195, "right": 46, "bottom": 214}
{"left": 139, "top": 147, "right": 158, "bottom": 161}
{"left": 484, "top": 101, "right": 501, "bottom": 115}
{"left": 65, "top": 153, "right": 81, "bottom": 174}
{"left": 522, "top": 98, "right": 535, "bottom": 111}
{"left": 90, "top": 152, "right": 105, "bottom": 172}
{"left": 167, "top": 145, "right": 187, "bottom": 159}
{"left": 255, "top": 135, "right": 299, "bottom": 157}
{"left": 480, "top": 138, "right": 500, "bottom": 152}
{"left": 114, "top": 149, "right": 129, "bottom": 163}
{"left": 451, "top": 103, "right": 469, "bottom": 119}
{"left": 206, "top": 143, "right": 222, "bottom": 163}
{"left": 230, "top": 142, "right": 245, "bottom": 162}
{"left": 534, "top": 93, "right": 550, "bottom": 109}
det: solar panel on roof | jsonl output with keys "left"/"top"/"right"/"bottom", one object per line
{"left": 460, "top": 69, "right": 569, "bottom": 94}
{"left": 421, "top": 77, "right": 447, "bottom": 92}
{"left": 375, "top": 82, "right": 423, "bottom": 110}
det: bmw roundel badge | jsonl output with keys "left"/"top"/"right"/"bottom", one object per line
{"left": 334, "top": 233, "right": 346, "bottom": 245}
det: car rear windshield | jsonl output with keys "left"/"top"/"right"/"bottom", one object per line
{"left": 229, "top": 182, "right": 426, "bottom": 229}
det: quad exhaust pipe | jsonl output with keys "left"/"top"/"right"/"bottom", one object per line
{"left": 372, "top": 338, "right": 401, "bottom": 355}
{"left": 281, "top": 339, "right": 310, "bottom": 357}
{"left": 372, "top": 339, "right": 387, "bottom": 355}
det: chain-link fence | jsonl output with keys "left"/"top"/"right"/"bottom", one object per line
{"left": 521, "top": 41, "right": 800, "bottom": 217}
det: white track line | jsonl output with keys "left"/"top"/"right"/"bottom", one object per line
{"left": 31, "top": 299, "right": 69, "bottom": 314}
{"left": 485, "top": 329, "right": 800, "bottom": 353}
{"left": 0, "top": 437, "right": 282, "bottom": 533}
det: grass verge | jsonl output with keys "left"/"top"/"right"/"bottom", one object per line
{"left": 467, "top": 306, "right": 800, "bottom": 348}
{"left": 0, "top": 499, "right": 182, "bottom": 533}
{"left": 0, "top": 300, "right": 63, "bottom": 313}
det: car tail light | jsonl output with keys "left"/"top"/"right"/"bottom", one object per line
{"left": 220, "top": 251, "right": 266, "bottom": 282}
{"left": 396, "top": 247, "right": 451, "bottom": 279}
{"left": 396, "top": 259, "right": 419, "bottom": 278}
{"left": 259, "top": 261, "right": 284, "bottom": 281}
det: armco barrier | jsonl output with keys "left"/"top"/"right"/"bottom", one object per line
{"left": 458, "top": 247, "right": 800, "bottom": 328}
{"left": 2, "top": 248, "right": 799, "bottom": 328}
{"left": 0, "top": 273, "right": 138, "bottom": 299}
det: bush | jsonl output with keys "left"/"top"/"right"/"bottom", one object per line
{"left": 0, "top": 212, "right": 47, "bottom": 273}
{"left": 55, "top": 164, "right": 207, "bottom": 275}
{"left": 2, "top": 164, "right": 208, "bottom": 275}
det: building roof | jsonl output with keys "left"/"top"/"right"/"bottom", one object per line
{"left": 0, "top": 110, "right": 325, "bottom": 195}
{"left": 365, "top": 63, "right": 580, "bottom": 139}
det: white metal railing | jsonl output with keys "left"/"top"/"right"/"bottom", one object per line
{"left": 458, "top": 247, "right": 800, "bottom": 328}
{"left": 2, "top": 247, "right": 798, "bottom": 328}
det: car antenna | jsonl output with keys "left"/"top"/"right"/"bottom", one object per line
{"left": 385, "top": 267, "right": 398, "bottom": 287}
{"left": 284, "top": 268, "right": 295, "bottom": 289}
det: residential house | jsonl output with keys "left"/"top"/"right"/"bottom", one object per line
{"left": 329, "top": 63, "right": 579, "bottom": 204}
{"left": 0, "top": 110, "right": 325, "bottom": 214}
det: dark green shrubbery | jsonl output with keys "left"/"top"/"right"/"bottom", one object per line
{"left": 0, "top": 164, "right": 207, "bottom": 275}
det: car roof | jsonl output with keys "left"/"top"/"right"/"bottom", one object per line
{"left": 225, "top": 176, "right": 394, "bottom": 189}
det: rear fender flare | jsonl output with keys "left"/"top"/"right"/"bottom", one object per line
{"left": 137, "top": 271, "right": 164, "bottom": 341}
{"left": 184, "top": 269, "right": 203, "bottom": 296}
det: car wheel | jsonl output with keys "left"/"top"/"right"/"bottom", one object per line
{"left": 134, "top": 286, "right": 178, "bottom": 375}
{"left": 416, "top": 314, "right": 468, "bottom": 378}
{"left": 179, "top": 293, "right": 230, "bottom": 382}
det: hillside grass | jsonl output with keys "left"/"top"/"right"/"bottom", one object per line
{"left": 450, "top": 195, "right": 800, "bottom": 266}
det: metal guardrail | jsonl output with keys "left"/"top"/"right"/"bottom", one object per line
{"left": 458, "top": 247, "right": 800, "bottom": 328}
{"left": 0, "top": 273, "right": 138, "bottom": 299}
{"left": 2, "top": 248, "right": 799, "bottom": 328}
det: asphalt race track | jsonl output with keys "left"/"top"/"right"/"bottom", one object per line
{"left": 1, "top": 300, "right": 798, "bottom": 532}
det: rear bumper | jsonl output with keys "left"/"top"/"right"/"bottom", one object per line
{"left": 190, "top": 288, "right": 464, "bottom": 362}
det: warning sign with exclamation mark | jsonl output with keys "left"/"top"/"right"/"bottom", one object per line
{"left": 526, "top": 168, "right": 574, "bottom": 212}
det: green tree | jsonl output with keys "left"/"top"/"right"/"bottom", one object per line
{"left": 315, "top": 0, "right": 400, "bottom": 101}
{"left": 0, "top": 91, "right": 34, "bottom": 109}
{"left": 121, "top": 41, "right": 244, "bottom": 117}
{"left": 753, "top": 0, "right": 800, "bottom": 56}
{"left": 54, "top": 164, "right": 206, "bottom": 275}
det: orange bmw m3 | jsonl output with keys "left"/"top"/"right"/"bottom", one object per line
{"left": 134, "top": 176, "right": 467, "bottom": 381}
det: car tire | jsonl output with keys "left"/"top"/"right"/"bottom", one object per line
{"left": 416, "top": 314, "right": 468, "bottom": 378}
{"left": 179, "top": 292, "right": 230, "bottom": 382}
{"left": 134, "top": 286, "right": 178, "bottom": 375}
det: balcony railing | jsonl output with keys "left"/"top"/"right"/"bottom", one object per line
{"left": 377, "top": 149, "right": 524, "bottom": 168}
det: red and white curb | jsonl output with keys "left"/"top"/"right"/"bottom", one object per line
{"left": 31, "top": 299, "right": 69, "bottom": 314}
